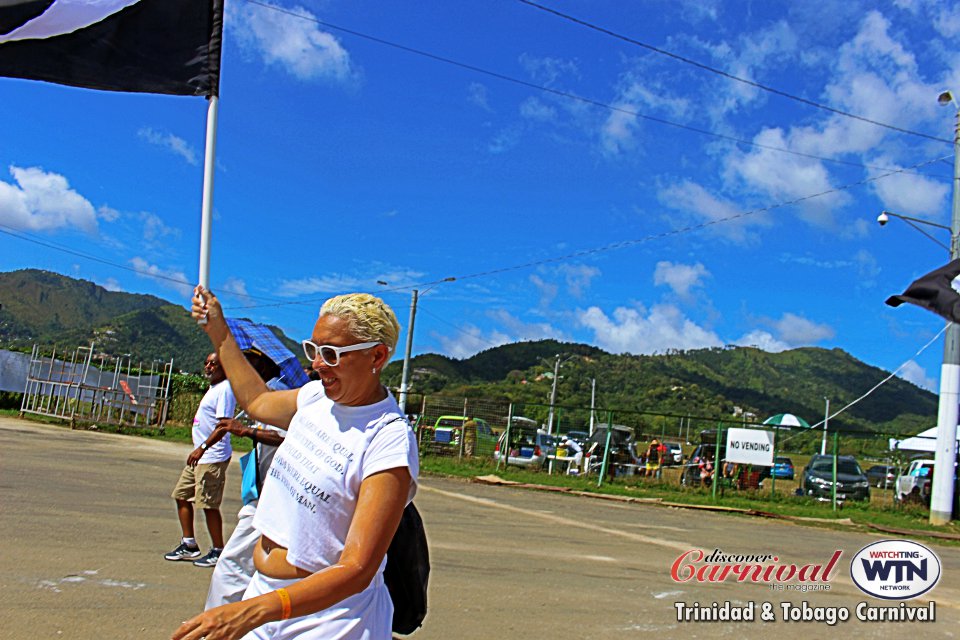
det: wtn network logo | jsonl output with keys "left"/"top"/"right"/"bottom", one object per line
{"left": 850, "top": 540, "right": 941, "bottom": 600}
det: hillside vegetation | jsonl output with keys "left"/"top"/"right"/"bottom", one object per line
{"left": 0, "top": 269, "right": 936, "bottom": 434}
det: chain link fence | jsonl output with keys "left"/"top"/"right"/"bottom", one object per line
{"left": 159, "top": 384, "right": 942, "bottom": 511}
{"left": 402, "top": 393, "right": 942, "bottom": 511}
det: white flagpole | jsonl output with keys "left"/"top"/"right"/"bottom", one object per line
{"left": 198, "top": 95, "right": 220, "bottom": 290}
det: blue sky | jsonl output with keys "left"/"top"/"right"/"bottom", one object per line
{"left": 1, "top": 0, "right": 959, "bottom": 391}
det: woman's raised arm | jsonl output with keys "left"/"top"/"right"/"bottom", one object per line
{"left": 192, "top": 286, "right": 299, "bottom": 428}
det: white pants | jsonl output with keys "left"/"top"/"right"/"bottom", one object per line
{"left": 205, "top": 502, "right": 259, "bottom": 609}
{"left": 240, "top": 570, "right": 393, "bottom": 640}
{"left": 567, "top": 452, "right": 583, "bottom": 474}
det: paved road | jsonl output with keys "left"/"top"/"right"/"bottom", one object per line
{"left": 1, "top": 416, "right": 958, "bottom": 639}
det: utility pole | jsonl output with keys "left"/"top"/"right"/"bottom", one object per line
{"left": 931, "top": 90, "right": 960, "bottom": 525}
{"left": 546, "top": 354, "right": 560, "bottom": 435}
{"left": 398, "top": 289, "right": 418, "bottom": 415}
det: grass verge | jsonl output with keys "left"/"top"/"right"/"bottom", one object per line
{"left": 421, "top": 455, "right": 960, "bottom": 544}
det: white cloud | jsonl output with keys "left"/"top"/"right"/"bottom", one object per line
{"left": 488, "top": 127, "right": 521, "bottom": 154}
{"left": 222, "top": 277, "right": 249, "bottom": 298}
{"left": 278, "top": 267, "right": 424, "bottom": 297}
{"left": 725, "top": 128, "right": 851, "bottom": 227}
{"left": 487, "top": 309, "right": 566, "bottom": 342}
{"left": 773, "top": 312, "right": 835, "bottom": 344}
{"left": 529, "top": 274, "right": 558, "bottom": 308}
{"left": 230, "top": 1, "right": 357, "bottom": 84}
{"left": 97, "top": 205, "right": 121, "bottom": 223}
{"left": 140, "top": 212, "right": 181, "bottom": 244}
{"left": 653, "top": 261, "right": 710, "bottom": 297}
{"left": 518, "top": 54, "right": 579, "bottom": 87}
{"left": 600, "top": 79, "right": 690, "bottom": 155}
{"left": 732, "top": 330, "right": 791, "bottom": 353}
{"left": 278, "top": 274, "right": 372, "bottom": 296}
{"left": 657, "top": 179, "right": 768, "bottom": 242}
{"left": 577, "top": 303, "right": 722, "bottom": 354}
{"left": 99, "top": 277, "right": 123, "bottom": 292}
{"left": 933, "top": 4, "right": 960, "bottom": 37}
{"left": 519, "top": 97, "right": 557, "bottom": 122}
{"left": 0, "top": 165, "right": 97, "bottom": 233}
{"left": 434, "top": 324, "right": 512, "bottom": 359}
{"left": 468, "top": 83, "right": 491, "bottom": 111}
{"left": 869, "top": 159, "right": 949, "bottom": 218}
{"left": 138, "top": 127, "right": 197, "bottom": 165}
{"left": 129, "top": 257, "right": 192, "bottom": 297}
{"left": 898, "top": 360, "right": 937, "bottom": 391}
{"left": 558, "top": 264, "right": 600, "bottom": 298}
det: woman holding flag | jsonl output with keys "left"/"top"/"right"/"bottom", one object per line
{"left": 173, "top": 286, "right": 418, "bottom": 640}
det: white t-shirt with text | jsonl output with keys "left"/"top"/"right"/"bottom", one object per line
{"left": 251, "top": 381, "right": 418, "bottom": 638}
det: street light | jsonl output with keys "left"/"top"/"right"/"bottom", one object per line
{"left": 378, "top": 277, "right": 455, "bottom": 415}
{"left": 882, "top": 90, "right": 960, "bottom": 524}
{"left": 930, "top": 90, "right": 960, "bottom": 525}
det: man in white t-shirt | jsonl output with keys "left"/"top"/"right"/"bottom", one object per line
{"left": 560, "top": 436, "right": 583, "bottom": 474}
{"left": 164, "top": 352, "right": 236, "bottom": 568}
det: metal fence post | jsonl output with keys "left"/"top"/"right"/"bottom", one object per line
{"left": 712, "top": 423, "right": 723, "bottom": 500}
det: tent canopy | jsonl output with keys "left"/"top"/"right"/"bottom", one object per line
{"left": 889, "top": 427, "right": 960, "bottom": 453}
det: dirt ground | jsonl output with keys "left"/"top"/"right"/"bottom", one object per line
{"left": 1, "top": 416, "right": 958, "bottom": 639}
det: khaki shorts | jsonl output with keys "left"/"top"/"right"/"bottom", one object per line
{"left": 171, "top": 461, "right": 229, "bottom": 510}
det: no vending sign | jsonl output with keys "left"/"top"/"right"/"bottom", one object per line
{"left": 725, "top": 428, "right": 775, "bottom": 466}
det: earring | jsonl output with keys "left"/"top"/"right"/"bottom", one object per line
{"left": 372, "top": 367, "right": 377, "bottom": 374}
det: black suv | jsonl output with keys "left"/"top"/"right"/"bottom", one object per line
{"left": 802, "top": 454, "right": 870, "bottom": 501}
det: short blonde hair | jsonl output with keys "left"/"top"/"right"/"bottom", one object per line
{"left": 320, "top": 293, "right": 401, "bottom": 357}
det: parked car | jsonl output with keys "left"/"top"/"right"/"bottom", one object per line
{"left": 801, "top": 454, "right": 870, "bottom": 502}
{"left": 586, "top": 425, "right": 638, "bottom": 474}
{"left": 895, "top": 459, "right": 935, "bottom": 504}
{"left": 865, "top": 464, "right": 897, "bottom": 489}
{"left": 680, "top": 431, "right": 726, "bottom": 486}
{"left": 663, "top": 442, "right": 683, "bottom": 465}
{"left": 772, "top": 456, "right": 795, "bottom": 480}
{"left": 432, "top": 415, "right": 497, "bottom": 456}
{"left": 494, "top": 429, "right": 557, "bottom": 467}
{"left": 564, "top": 430, "right": 590, "bottom": 452}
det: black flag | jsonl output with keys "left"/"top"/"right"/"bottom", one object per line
{"left": 886, "top": 258, "right": 960, "bottom": 323}
{"left": 0, "top": 0, "right": 223, "bottom": 96}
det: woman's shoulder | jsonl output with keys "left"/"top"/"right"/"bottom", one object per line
{"left": 296, "top": 380, "right": 328, "bottom": 407}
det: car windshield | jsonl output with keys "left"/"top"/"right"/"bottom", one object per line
{"left": 775, "top": 457, "right": 791, "bottom": 464}
{"left": 436, "top": 418, "right": 466, "bottom": 428}
{"left": 811, "top": 459, "right": 862, "bottom": 475}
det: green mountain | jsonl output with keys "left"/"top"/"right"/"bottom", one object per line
{"left": 0, "top": 269, "right": 166, "bottom": 342}
{"left": 0, "top": 270, "right": 299, "bottom": 374}
{"left": 0, "top": 269, "right": 937, "bottom": 435}
{"left": 383, "top": 342, "right": 936, "bottom": 437}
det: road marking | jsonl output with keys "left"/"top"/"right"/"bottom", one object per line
{"left": 419, "top": 484, "right": 693, "bottom": 552}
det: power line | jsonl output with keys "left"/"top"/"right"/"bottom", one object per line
{"left": 241, "top": 0, "right": 941, "bottom": 177}
{"left": 225, "top": 153, "right": 950, "bottom": 311}
{"left": 518, "top": 0, "right": 953, "bottom": 145}
{"left": 0, "top": 222, "right": 288, "bottom": 305}
{"left": 416, "top": 304, "right": 508, "bottom": 351}
{"left": 452, "top": 155, "right": 950, "bottom": 283}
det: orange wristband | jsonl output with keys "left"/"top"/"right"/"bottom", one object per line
{"left": 276, "top": 588, "right": 292, "bottom": 620}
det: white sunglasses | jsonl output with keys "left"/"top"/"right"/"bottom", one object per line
{"left": 302, "top": 340, "right": 381, "bottom": 367}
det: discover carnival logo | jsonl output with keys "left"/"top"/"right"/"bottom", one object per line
{"left": 850, "top": 540, "right": 941, "bottom": 600}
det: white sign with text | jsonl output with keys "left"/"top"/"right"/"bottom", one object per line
{"left": 725, "top": 428, "right": 775, "bottom": 466}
